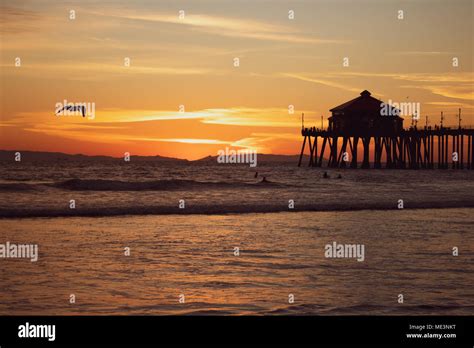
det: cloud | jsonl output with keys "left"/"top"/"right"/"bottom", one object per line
{"left": 251, "top": 132, "right": 301, "bottom": 141}
{"left": 0, "top": 62, "right": 214, "bottom": 80}
{"left": 229, "top": 132, "right": 301, "bottom": 153}
{"left": 280, "top": 73, "right": 361, "bottom": 93}
{"left": 7, "top": 106, "right": 302, "bottom": 153}
{"left": 22, "top": 125, "right": 133, "bottom": 145}
{"left": 326, "top": 71, "right": 474, "bottom": 101}
{"left": 91, "top": 11, "right": 343, "bottom": 44}
{"left": 402, "top": 85, "right": 474, "bottom": 101}
{"left": 425, "top": 101, "right": 473, "bottom": 108}
{"left": 340, "top": 71, "right": 473, "bottom": 83}
{"left": 86, "top": 107, "right": 301, "bottom": 127}
{"left": 130, "top": 137, "right": 229, "bottom": 145}
{"left": 199, "top": 108, "right": 301, "bottom": 127}
{"left": 0, "top": 6, "right": 41, "bottom": 34}
{"left": 388, "top": 51, "right": 452, "bottom": 56}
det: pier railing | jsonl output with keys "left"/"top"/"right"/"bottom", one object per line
{"left": 298, "top": 127, "right": 474, "bottom": 169}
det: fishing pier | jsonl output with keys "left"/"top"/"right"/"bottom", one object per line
{"left": 298, "top": 90, "right": 474, "bottom": 169}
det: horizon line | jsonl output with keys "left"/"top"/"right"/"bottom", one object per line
{"left": 0, "top": 149, "right": 305, "bottom": 162}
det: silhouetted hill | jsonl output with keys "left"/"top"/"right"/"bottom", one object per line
{"left": 0, "top": 150, "right": 312, "bottom": 165}
{"left": 0, "top": 150, "right": 188, "bottom": 163}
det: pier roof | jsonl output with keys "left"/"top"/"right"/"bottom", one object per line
{"left": 329, "top": 90, "right": 400, "bottom": 117}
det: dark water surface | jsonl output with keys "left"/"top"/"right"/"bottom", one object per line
{"left": 0, "top": 163, "right": 473, "bottom": 315}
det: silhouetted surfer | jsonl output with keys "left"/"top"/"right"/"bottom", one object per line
{"left": 254, "top": 172, "right": 258, "bottom": 178}
{"left": 261, "top": 176, "right": 268, "bottom": 183}
{"left": 323, "top": 171, "right": 329, "bottom": 179}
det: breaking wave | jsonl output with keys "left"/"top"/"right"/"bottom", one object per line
{"left": 1, "top": 201, "right": 473, "bottom": 218}
{"left": 0, "top": 178, "right": 285, "bottom": 192}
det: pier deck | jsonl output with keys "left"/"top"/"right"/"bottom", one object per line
{"left": 298, "top": 127, "right": 474, "bottom": 169}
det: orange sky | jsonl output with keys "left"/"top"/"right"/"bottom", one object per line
{"left": 1, "top": 0, "right": 473, "bottom": 159}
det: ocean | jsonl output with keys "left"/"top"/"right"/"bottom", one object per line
{"left": 0, "top": 161, "right": 473, "bottom": 315}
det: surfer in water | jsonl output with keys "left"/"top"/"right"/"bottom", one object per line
{"left": 336, "top": 174, "right": 342, "bottom": 179}
{"left": 254, "top": 172, "right": 258, "bottom": 178}
{"left": 323, "top": 171, "right": 330, "bottom": 179}
{"left": 261, "top": 176, "right": 268, "bottom": 183}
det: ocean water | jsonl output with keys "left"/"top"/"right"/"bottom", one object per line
{"left": 0, "top": 162, "right": 473, "bottom": 315}
{"left": 0, "top": 162, "right": 474, "bottom": 217}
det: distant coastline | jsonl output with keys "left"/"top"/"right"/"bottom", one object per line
{"left": 0, "top": 150, "right": 308, "bottom": 164}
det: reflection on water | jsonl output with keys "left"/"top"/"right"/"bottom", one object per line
{"left": 1, "top": 208, "right": 473, "bottom": 315}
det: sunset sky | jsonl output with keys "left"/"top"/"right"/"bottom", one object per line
{"left": 1, "top": 0, "right": 473, "bottom": 159}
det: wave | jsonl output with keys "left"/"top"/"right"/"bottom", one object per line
{"left": 0, "top": 178, "right": 286, "bottom": 192}
{"left": 1, "top": 201, "right": 473, "bottom": 218}
{"left": 0, "top": 183, "right": 38, "bottom": 191}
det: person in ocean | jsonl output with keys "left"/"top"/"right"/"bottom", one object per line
{"left": 336, "top": 174, "right": 342, "bottom": 179}
{"left": 323, "top": 171, "right": 329, "bottom": 179}
{"left": 261, "top": 176, "right": 268, "bottom": 183}
{"left": 254, "top": 172, "right": 258, "bottom": 178}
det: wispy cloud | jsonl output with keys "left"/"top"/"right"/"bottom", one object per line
{"left": 425, "top": 101, "right": 473, "bottom": 108}
{"left": 89, "top": 107, "right": 301, "bottom": 127}
{"left": 0, "top": 6, "right": 41, "bottom": 34}
{"left": 6, "top": 107, "right": 301, "bottom": 130}
{"left": 280, "top": 73, "right": 361, "bottom": 93}
{"left": 402, "top": 85, "right": 474, "bottom": 101}
{"left": 336, "top": 71, "right": 473, "bottom": 83}
{"left": 388, "top": 51, "right": 453, "bottom": 56}
{"left": 131, "top": 137, "right": 229, "bottom": 145}
{"left": 325, "top": 71, "right": 474, "bottom": 101}
{"left": 0, "top": 62, "right": 214, "bottom": 80}
{"left": 91, "top": 11, "right": 343, "bottom": 44}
